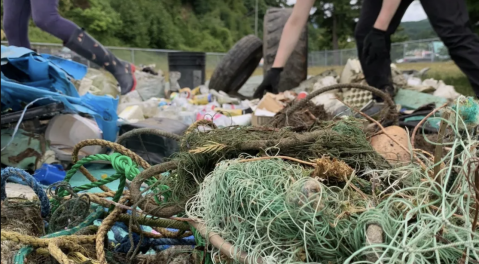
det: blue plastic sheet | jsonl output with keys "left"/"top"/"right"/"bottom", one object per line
{"left": 1, "top": 45, "right": 119, "bottom": 142}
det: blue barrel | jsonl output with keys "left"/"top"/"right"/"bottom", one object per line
{"left": 168, "top": 52, "right": 206, "bottom": 89}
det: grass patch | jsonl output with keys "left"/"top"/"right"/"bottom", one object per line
{"left": 28, "top": 26, "right": 62, "bottom": 44}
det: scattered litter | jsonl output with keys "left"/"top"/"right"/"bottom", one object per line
{"left": 46, "top": 114, "right": 104, "bottom": 158}
{"left": 75, "top": 68, "right": 119, "bottom": 98}
{"left": 119, "top": 105, "right": 146, "bottom": 123}
{"left": 369, "top": 126, "right": 411, "bottom": 165}
{"left": 395, "top": 89, "right": 449, "bottom": 109}
{"left": 135, "top": 65, "right": 166, "bottom": 100}
{"left": 251, "top": 93, "right": 285, "bottom": 126}
{"left": 1, "top": 44, "right": 478, "bottom": 264}
{"left": 33, "top": 164, "right": 66, "bottom": 186}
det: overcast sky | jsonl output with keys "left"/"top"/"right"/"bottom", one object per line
{"left": 286, "top": 0, "right": 428, "bottom": 22}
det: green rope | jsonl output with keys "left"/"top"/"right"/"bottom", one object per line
{"left": 14, "top": 207, "right": 104, "bottom": 264}
{"left": 52, "top": 153, "right": 170, "bottom": 212}
{"left": 62, "top": 153, "right": 141, "bottom": 202}
{"left": 116, "top": 214, "right": 190, "bottom": 231}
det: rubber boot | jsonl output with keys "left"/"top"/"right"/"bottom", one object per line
{"left": 65, "top": 28, "right": 136, "bottom": 95}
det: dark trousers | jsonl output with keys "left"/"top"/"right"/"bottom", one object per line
{"left": 3, "top": 0, "right": 78, "bottom": 49}
{"left": 355, "top": 0, "right": 479, "bottom": 98}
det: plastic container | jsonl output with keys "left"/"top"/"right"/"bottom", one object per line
{"left": 119, "top": 105, "right": 145, "bottom": 122}
{"left": 168, "top": 52, "right": 206, "bottom": 89}
{"left": 45, "top": 114, "right": 103, "bottom": 156}
{"left": 179, "top": 88, "right": 192, "bottom": 99}
{"left": 178, "top": 111, "right": 197, "bottom": 125}
{"left": 33, "top": 164, "right": 66, "bottom": 185}
{"left": 232, "top": 114, "right": 252, "bottom": 126}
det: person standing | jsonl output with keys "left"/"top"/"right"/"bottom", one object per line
{"left": 2, "top": 0, "right": 136, "bottom": 95}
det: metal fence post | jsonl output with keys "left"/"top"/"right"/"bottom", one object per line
{"left": 324, "top": 50, "right": 327, "bottom": 66}
{"left": 131, "top": 49, "right": 135, "bottom": 65}
{"left": 430, "top": 41, "right": 435, "bottom": 62}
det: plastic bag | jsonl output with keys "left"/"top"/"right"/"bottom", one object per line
{"left": 76, "top": 68, "right": 119, "bottom": 98}
{"left": 135, "top": 69, "right": 166, "bottom": 100}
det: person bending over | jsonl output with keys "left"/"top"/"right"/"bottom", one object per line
{"left": 256, "top": 0, "right": 479, "bottom": 100}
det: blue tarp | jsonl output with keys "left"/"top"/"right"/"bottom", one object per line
{"left": 1, "top": 45, "right": 118, "bottom": 142}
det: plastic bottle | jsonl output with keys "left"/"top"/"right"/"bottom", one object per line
{"left": 192, "top": 94, "right": 213, "bottom": 105}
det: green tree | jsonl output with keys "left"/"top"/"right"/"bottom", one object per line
{"left": 109, "top": 0, "right": 149, "bottom": 47}
{"left": 466, "top": 0, "right": 479, "bottom": 35}
{"left": 391, "top": 26, "right": 409, "bottom": 43}
{"left": 66, "top": 0, "right": 122, "bottom": 44}
{"left": 310, "top": 0, "right": 360, "bottom": 50}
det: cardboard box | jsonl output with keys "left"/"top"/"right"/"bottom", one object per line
{"left": 251, "top": 114, "right": 274, "bottom": 126}
{"left": 251, "top": 93, "right": 284, "bottom": 127}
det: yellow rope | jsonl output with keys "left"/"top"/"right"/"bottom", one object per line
{"left": 68, "top": 252, "right": 101, "bottom": 264}
{"left": 48, "top": 240, "right": 76, "bottom": 264}
{"left": 1, "top": 230, "right": 95, "bottom": 247}
{"left": 96, "top": 197, "right": 128, "bottom": 264}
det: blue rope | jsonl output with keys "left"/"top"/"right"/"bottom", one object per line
{"left": 111, "top": 222, "right": 196, "bottom": 254}
{"left": 1, "top": 167, "right": 50, "bottom": 218}
{"left": 150, "top": 237, "right": 196, "bottom": 246}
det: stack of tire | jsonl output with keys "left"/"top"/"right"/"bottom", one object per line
{"left": 208, "top": 8, "right": 308, "bottom": 97}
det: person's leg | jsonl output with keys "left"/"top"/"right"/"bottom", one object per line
{"left": 421, "top": 0, "right": 479, "bottom": 98}
{"left": 3, "top": 0, "right": 32, "bottom": 48}
{"left": 355, "top": 0, "right": 413, "bottom": 93}
{"left": 30, "top": 0, "right": 137, "bottom": 94}
{"left": 30, "top": 0, "right": 77, "bottom": 42}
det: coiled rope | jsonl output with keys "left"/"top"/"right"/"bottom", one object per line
{"left": 1, "top": 167, "right": 50, "bottom": 218}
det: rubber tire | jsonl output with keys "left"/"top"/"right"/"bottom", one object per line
{"left": 263, "top": 8, "right": 308, "bottom": 92}
{"left": 208, "top": 35, "right": 263, "bottom": 94}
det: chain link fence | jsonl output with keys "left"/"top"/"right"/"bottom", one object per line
{"left": 308, "top": 38, "right": 448, "bottom": 67}
{"left": 2, "top": 38, "right": 448, "bottom": 72}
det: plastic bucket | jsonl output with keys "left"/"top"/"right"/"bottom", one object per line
{"left": 168, "top": 52, "right": 206, "bottom": 89}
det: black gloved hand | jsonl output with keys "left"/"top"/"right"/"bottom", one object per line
{"left": 363, "top": 28, "right": 389, "bottom": 66}
{"left": 253, "top": 67, "right": 283, "bottom": 99}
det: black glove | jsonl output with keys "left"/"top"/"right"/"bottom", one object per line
{"left": 253, "top": 67, "right": 283, "bottom": 98}
{"left": 362, "top": 28, "right": 389, "bottom": 66}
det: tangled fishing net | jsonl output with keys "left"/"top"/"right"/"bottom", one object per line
{"left": 1, "top": 94, "right": 477, "bottom": 264}
{"left": 186, "top": 114, "right": 479, "bottom": 263}
{"left": 158, "top": 119, "right": 390, "bottom": 210}
{"left": 271, "top": 100, "right": 332, "bottom": 128}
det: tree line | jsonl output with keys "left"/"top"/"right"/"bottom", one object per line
{"left": 1, "top": 0, "right": 478, "bottom": 52}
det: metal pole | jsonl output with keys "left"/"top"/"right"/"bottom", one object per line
{"left": 430, "top": 41, "right": 435, "bottom": 62}
{"left": 131, "top": 49, "right": 135, "bottom": 64}
{"left": 255, "top": 0, "right": 259, "bottom": 37}
{"left": 324, "top": 50, "right": 328, "bottom": 66}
